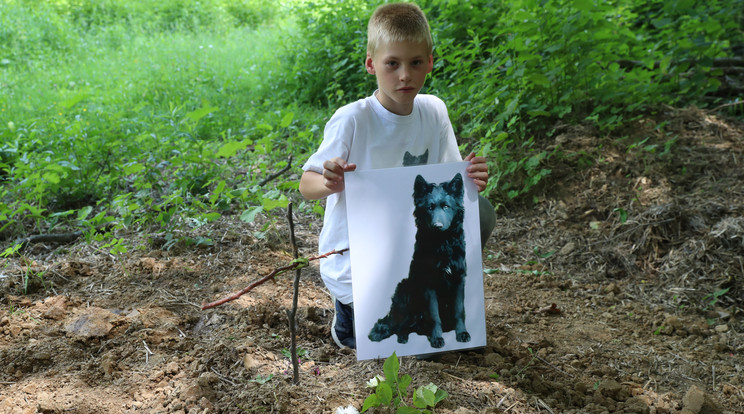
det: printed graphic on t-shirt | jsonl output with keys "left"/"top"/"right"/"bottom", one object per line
{"left": 403, "top": 149, "right": 429, "bottom": 166}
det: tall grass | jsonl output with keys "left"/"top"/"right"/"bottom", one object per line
{"left": 0, "top": 0, "right": 320, "bottom": 251}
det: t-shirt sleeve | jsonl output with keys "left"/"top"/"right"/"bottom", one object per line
{"left": 436, "top": 99, "right": 463, "bottom": 163}
{"left": 302, "top": 110, "right": 355, "bottom": 174}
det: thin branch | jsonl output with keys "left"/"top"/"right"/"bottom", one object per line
{"left": 708, "top": 100, "right": 744, "bottom": 113}
{"left": 200, "top": 247, "right": 348, "bottom": 310}
{"left": 287, "top": 203, "right": 301, "bottom": 384}
{"left": 13, "top": 222, "right": 117, "bottom": 251}
{"left": 258, "top": 156, "right": 293, "bottom": 187}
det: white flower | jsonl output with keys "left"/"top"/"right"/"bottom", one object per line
{"left": 366, "top": 374, "right": 385, "bottom": 388}
{"left": 335, "top": 405, "right": 359, "bottom": 414}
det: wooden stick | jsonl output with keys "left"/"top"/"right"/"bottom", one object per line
{"left": 201, "top": 248, "right": 348, "bottom": 310}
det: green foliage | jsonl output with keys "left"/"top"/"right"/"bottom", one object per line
{"left": 285, "top": 0, "right": 743, "bottom": 202}
{"left": 0, "top": 0, "right": 327, "bottom": 251}
{"left": 283, "top": 0, "right": 377, "bottom": 107}
{"left": 362, "top": 352, "right": 448, "bottom": 413}
{"left": 1, "top": 0, "right": 743, "bottom": 251}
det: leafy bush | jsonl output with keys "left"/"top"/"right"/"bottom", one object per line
{"left": 284, "top": 0, "right": 743, "bottom": 202}
{"left": 282, "top": 0, "right": 376, "bottom": 107}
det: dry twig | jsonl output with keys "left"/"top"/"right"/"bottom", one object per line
{"left": 201, "top": 248, "right": 348, "bottom": 310}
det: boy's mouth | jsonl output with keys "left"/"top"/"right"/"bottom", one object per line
{"left": 398, "top": 86, "right": 416, "bottom": 93}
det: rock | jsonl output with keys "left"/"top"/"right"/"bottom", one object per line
{"left": 483, "top": 352, "right": 505, "bottom": 366}
{"left": 596, "top": 379, "right": 629, "bottom": 401}
{"left": 42, "top": 296, "right": 69, "bottom": 320}
{"left": 165, "top": 361, "right": 180, "bottom": 375}
{"left": 197, "top": 371, "right": 219, "bottom": 388}
{"left": 682, "top": 385, "right": 723, "bottom": 414}
{"left": 243, "top": 354, "right": 261, "bottom": 370}
{"left": 36, "top": 392, "right": 58, "bottom": 414}
{"left": 559, "top": 241, "right": 576, "bottom": 255}
{"left": 622, "top": 396, "right": 651, "bottom": 414}
{"left": 714, "top": 324, "right": 728, "bottom": 333}
{"left": 64, "top": 308, "right": 116, "bottom": 338}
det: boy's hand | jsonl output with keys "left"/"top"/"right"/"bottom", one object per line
{"left": 464, "top": 152, "right": 488, "bottom": 192}
{"left": 322, "top": 157, "right": 357, "bottom": 193}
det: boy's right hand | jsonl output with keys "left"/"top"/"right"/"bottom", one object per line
{"left": 322, "top": 157, "right": 357, "bottom": 193}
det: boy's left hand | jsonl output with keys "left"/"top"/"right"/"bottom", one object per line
{"left": 464, "top": 152, "right": 488, "bottom": 192}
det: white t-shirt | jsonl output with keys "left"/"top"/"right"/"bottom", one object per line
{"left": 302, "top": 92, "right": 462, "bottom": 304}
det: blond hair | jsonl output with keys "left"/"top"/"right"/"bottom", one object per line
{"left": 367, "top": 2, "right": 433, "bottom": 58}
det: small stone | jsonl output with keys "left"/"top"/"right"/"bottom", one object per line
{"left": 243, "top": 354, "right": 261, "bottom": 370}
{"left": 682, "top": 385, "right": 723, "bottom": 414}
{"left": 714, "top": 324, "right": 728, "bottom": 333}
{"left": 559, "top": 242, "right": 576, "bottom": 255}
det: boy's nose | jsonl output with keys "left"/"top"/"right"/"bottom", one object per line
{"left": 399, "top": 67, "right": 411, "bottom": 82}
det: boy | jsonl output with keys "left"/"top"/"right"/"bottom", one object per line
{"left": 299, "top": 2, "right": 495, "bottom": 349}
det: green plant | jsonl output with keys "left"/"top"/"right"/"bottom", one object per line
{"left": 362, "top": 352, "right": 448, "bottom": 413}
{"left": 248, "top": 373, "right": 273, "bottom": 384}
{"left": 703, "top": 287, "right": 730, "bottom": 310}
{"left": 281, "top": 347, "right": 307, "bottom": 359}
{"left": 514, "top": 347, "right": 537, "bottom": 379}
{"left": 19, "top": 257, "right": 46, "bottom": 295}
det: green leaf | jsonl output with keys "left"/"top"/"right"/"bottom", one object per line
{"left": 279, "top": 112, "right": 294, "bottom": 128}
{"left": 377, "top": 382, "right": 393, "bottom": 405}
{"left": 217, "top": 140, "right": 249, "bottom": 158}
{"left": 383, "top": 352, "right": 400, "bottom": 384}
{"left": 240, "top": 206, "right": 263, "bottom": 223}
{"left": 122, "top": 162, "right": 145, "bottom": 175}
{"left": 59, "top": 92, "right": 87, "bottom": 109}
{"left": 261, "top": 194, "right": 289, "bottom": 211}
{"left": 185, "top": 105, "right": 218, "bottom": 123}
{"left": 572, "top": 0, "right": 594, "bottom": 11}
{"left": 398, "top": 373, "right": 412, "bottom": 395}
{"left": 361, "top": 394, "right": 380, "bottom": 412}
{"left": 77, "top": 206, "right": 93, "bottom": 221}
{"left": 43, "top": 172, "right": 60, "bottom": 184}
{"left": 414, "top": 384, "right": 436, "bottom": 408}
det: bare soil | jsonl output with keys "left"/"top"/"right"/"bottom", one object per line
{"left": 1, "top": 107, "right": 743, "bottom": 414}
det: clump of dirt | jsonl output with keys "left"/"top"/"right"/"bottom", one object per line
{"left": 1, "top": 108, "right": 743, "bottom": 413}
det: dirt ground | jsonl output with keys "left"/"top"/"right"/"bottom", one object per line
{"left": 1, "top": 107, "right": 743, "bottom": 414}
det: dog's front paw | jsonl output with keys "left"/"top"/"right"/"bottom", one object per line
{"left": 428, "top": 336, "right": 445, "bottom": 348}
{"left": 396, "top": 333, "right": 409, "bottom": 344}
{"left": 368, "top": 322, "right": 392, "bottom": 342}
{"left": 456, "top": 331, "right": 471, "bottom": 343}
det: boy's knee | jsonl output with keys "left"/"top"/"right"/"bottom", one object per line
{"left": 478, "top": 195, "right": 496, "bottom": 247}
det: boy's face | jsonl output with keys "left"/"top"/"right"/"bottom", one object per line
{"left": 365, "top": 40, "right": 433, "bottom": 116}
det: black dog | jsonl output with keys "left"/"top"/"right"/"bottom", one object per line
{"left": 368, "top": 173, "right": 470, "bottom": 348}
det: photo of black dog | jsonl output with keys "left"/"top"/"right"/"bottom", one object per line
{"left": 368, "top": 173, "right": 470, "bottom": 348}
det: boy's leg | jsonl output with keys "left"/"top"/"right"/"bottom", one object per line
{"left": 478, "top": 195, "right": 496, "bottom": 248}
{"left": 331, "top": 298, "right": 356, "bottom": 349}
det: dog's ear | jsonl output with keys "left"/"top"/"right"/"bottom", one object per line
{"left": 449, "top": 173, "right": 464, "bottom": 197}
{"left": 414, "top": 174, "right": 428, "bottom": 197}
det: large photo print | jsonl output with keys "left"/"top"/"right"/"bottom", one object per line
{"left": 345, "top": 162, "right": 486, "bottom": 361}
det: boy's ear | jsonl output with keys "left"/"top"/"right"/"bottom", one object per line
{"left": 427, "top": 54, "right": 433, "bottom": 73}
{"left": 365, "top": 53, "right": 376, "bottom": 75}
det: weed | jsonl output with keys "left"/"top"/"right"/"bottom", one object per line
{"left": 281, "top": 347, "right": 307, "bottom": 359}
{"left": 362, "top": 352, "right": 448, "bottom": 413}
{"left": 703, "top": 287, "right": 730, "bottom": 310}
{"left": 514, "top": 347, "right": 538, "bottom": 379}
{"left": 248, "top": 374, "right": 273, "bottom": 385}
